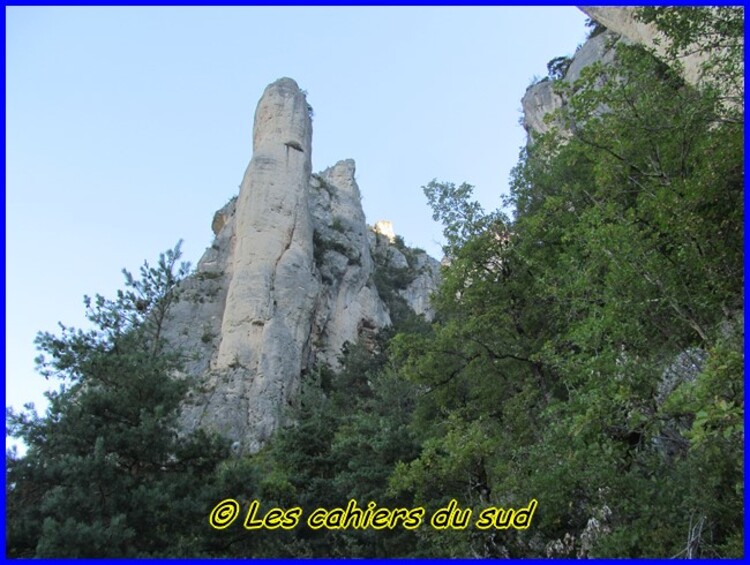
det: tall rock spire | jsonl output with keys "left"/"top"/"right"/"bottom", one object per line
{"left": 162, "top": 78, "right": 440, "bottom": 454}
{"left": 215, "top": 78, "right": 319, "bottom": 449}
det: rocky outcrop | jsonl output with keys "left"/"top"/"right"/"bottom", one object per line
{"left": 522, "top": 29, "right": 620, "bottom": 141}
{"left": 523, "top": 7, "right": 742, "bottom": 141}
{"left": 400, "top": 251, "right": 441, "bottom": 319}
{"left": 163, "top": 78, "right": 440, "bottom": 453}
{"left": 580, "top": 7, "right": 704, "bottom": 89}
{"left": 213, "top": 78, "right": 320, "bottom": 449}
{"left": 369, "top": 230, "right": 442, "bottom": 321}
{"left": 373, "top": 220, "right": 396, "bottom": 243}
{"left": 580, "top": 6, "right": 743, "bottom": 113}
{"left": 308, "top": 159, "right": 391, "bottom": 368}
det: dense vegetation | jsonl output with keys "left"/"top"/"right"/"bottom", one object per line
{"left": 6, "top": 245, "right": 231, "bottom": 557}
{"left": 7, "top": 8, "right": 743, "bottom": 558}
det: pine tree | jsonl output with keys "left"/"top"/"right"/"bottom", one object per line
{"left": 6, "top": 243, "right": 229, "bottom": 557}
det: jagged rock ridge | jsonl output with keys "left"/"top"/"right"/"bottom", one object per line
{"left": 163, "top": 78, "right": 440, "bottom": 453}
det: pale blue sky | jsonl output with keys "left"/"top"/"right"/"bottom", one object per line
{"left": 6, "top": 6, "right": 589, "bottom": 432}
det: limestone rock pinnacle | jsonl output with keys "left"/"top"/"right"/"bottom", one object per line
{"left": 163, "top": 78, "right": 441, "bottom": 454}
{"left": 214, "top": 78, "right": 319, "bottom": 449}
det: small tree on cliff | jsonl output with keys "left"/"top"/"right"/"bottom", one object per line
{"left": 6, "top": 243, "right": 229, "bottom": 557}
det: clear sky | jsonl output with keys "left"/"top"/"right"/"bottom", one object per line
{"left": 6, "top": 6, "right": 590, "bottom": 440}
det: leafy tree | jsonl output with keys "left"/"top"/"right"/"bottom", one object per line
{"left": 6, "top": 243, "right": 230, "bottom": 557}
{"left": 391, "top": 12, "right": 742, "bottom": 557}
{"left": 212, "top": 11, "right": 743, "bottom": 557}
{"left": 637, "top": 6, "right": 743, "bottom": 119}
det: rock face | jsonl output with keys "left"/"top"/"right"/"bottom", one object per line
{"left": 523, "top": 7, "right": 742, "bottom": 141}
{"left": 308, "top": 159, "right": 391, "bottom": 369}
{"left": 400, "top": 252, "right": 441, "bottom": 319}
{"left": 163, "top": 78, "right": 440, "bottom": 453}
{"left": 580, "top": 7, "right": 704, "bottom": 88}
{"left": 521, "top": 29, "right": 620, "bottom": 141}
{"left": 213, "top": 78, "right": 319, "bottom": 449}
{"left": 580, "top": 7, "right": 743, "bottom": 112}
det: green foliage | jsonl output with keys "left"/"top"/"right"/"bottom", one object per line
{"left": 370, "top": 240, "right": 433, "bottom": 331}
{"left": 256, "top": 336, "right": 422, "bottom": 557}
{"left": 201, "top": 326, "right": 215, "bottom": 343}
{"left": 423, "top": 179, "right": 507, "bottom": 257}
{"left": 547, "top": 55, "right": 572, "bottom": 80}
{"left": 585, "top": 17, "right": 607, "bottom": 39}
{"left": 196, "top": 270, "right": 223, "bottom": 281}
{"left": 312, "top": 230, "right": 359, "bottom": 267}
{"left": 6, "top": 244, "right": 230, "bottom": 557}
{"left": 391, "top": 17, "right": 742, "bottom": 557}
{"left": 637, "top": 7, "right": 743, "bottom": 121}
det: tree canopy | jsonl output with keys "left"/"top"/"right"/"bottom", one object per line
{"left": 6, "top": 244, "right": 230, "bottom": 557}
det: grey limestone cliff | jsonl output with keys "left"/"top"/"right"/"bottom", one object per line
{"left": 523, "top": 7, "right": 742, "bottom": 141}
{"left": 163, "top": 78, "right": 440, "bottom": 453}
{"left": 521, "top": 29, "right": 620, "bottom": 142}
